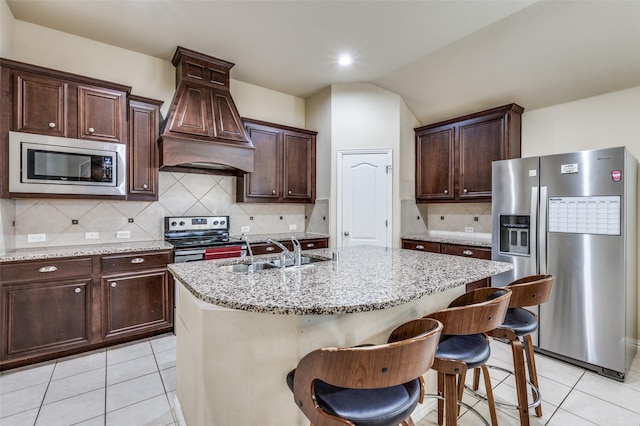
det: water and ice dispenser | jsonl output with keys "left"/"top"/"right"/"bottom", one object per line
{"left": 499, "top": 215, "right": 530, "bottom": 255}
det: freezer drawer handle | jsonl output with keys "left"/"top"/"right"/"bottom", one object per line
{"left": 462, "top": 250, "right": 474, "bottom": 256}
{"left": 130, "top": 258, "right": 145, "bottom": 264}
{"left": 39, "top": 266, "right": 58, "bottom": 273}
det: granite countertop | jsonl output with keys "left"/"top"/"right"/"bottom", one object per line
{"left": 402, "top": 231, "right": 492, "bottom": 248}
{"left": 169, "top": 245, "right": 512, "bottom": 315}
{"left": 0, "top": 241, "right": 173, "bottom": 263}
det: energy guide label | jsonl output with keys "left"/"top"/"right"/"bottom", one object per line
{"left": 548, "top": 196, "right": 621, "bottom": 235}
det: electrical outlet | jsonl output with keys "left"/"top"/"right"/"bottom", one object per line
{"left": 241, "top": 226, "right": 250, "bottom": 233}
{"left": 464, "top": 227, "right": 474, "bottom": 233}
{"left": 116, "top": 231, "right": 131, "bottom": 239}
{"left": 289, "top": 224, "right": 297, "bottom": 231}
{"left": 85, "top": 232, "right": 99, "bottom": 240}
{"left": 27, "top": 233, "right": 46, "bottom": 243}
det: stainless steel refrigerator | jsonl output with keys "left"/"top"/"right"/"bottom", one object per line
{"left": 491, "top": 146, "right": 638, "bottom": 380}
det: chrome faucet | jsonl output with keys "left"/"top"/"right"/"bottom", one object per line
{"left": 266, "top": 239, "right": 294, "bottom": 268}
{"left": 231, "top": 234, "right": 254, "bottom": 271}
{"left": 291, "top": 237, "right": 302, "bottom": 266}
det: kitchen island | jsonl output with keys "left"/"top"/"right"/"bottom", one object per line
{"left": 168, "top": 245, "right": 512, "bottom": 426}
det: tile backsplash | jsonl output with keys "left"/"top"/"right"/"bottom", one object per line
{"left": 8, "top": 172, "right": 325, "bottom": 249}
{"left": 401, "top": 200, "right": 492, "bottom": 235}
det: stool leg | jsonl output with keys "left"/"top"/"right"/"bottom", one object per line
{"left": 456, "top": 368, "right": 467, "bottom": 417}
{"left": 472, "top": 367, "right": 481, "bottom": 391}
{"left": 444, "top": 372, "right": 458, "bottom": 426}
{"left": 524, "top": 334, "right": 543, "bottom": 417}
{"left": 481, "top": 364, "right": 499, "bottom": 426}
{"left": 438, "top": 371, "right": 445, "bottom": 425}
{"left": 511, "top": 338, "right": 530, "bottom": 426}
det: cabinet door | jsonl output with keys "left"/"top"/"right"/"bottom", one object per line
{"left": 283, "top": 131, "right": 315, "bottom": 201}
{"left": 442, "top": 244, "right": 491, "bottom": 291}
{"left": 15, "top": 71, "right": 68, "bottom": 137}
{"left": 416, "top": 126, "right": 455, "bottom": 202}
{"left": 1, "top": 279, "right": 91, "bottom": 359}
{"left": 458, "top": 114, "right": 505, "bottom": 200}
{"left": 128, "top": 98, "right": 161, "bottom": 200}
{"left": 77, "top": 85, "right": 126, "bottom": 143}
{"left": 102, "top": 270, "right": 172, "bottom": 339}
{"left": 243, "top": 124, "right": 281, "bottom": 199}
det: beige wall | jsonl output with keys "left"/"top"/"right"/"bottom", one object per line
{"left": 0, "top": 0, "right": 14, "bottom": 254}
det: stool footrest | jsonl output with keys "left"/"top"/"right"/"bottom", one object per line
{"left": 423, "top": 393, "right": 491, "bottom": 426}
{"left": 464, "top": 364, "right": 542, "bottom": 410}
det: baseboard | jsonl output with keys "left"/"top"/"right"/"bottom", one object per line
{"left": 173, "top": 394, "right": 187, "bottom": 426}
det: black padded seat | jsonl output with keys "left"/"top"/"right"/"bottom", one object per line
{"left": 287, "top": 369, "right": 421, "bottom": 426}
{"left": 502, "top": 307, "right": 537, "bottom": 336}
{"left": 436, "top": 333, "right": 491, "bottom": 369}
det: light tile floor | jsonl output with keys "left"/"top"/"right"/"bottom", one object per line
{"left": 0, "top": 334, "right": 177, "bottom": 426}
{"left": 1, "top": 335, "right": 639, "bottom": 425}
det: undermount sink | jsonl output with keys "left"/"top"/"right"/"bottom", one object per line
{"left": 219, "top": 256, "right": 330, "bottom": 273}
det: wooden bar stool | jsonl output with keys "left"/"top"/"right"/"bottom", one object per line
{"left": 286, "top": 318, "right": 443, "bottom": 426}
{"left": 424, "top": 287, "right": 512, "bottom": 426}
{"left": 470, "top": 274, "right": 555, "bottom": 426}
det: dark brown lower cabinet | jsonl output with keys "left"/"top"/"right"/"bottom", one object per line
{"left": 102, "top": 269, "right": 171, "bottom": 339}
{"left": 0, "top": 249, "right": 173, "bottom": 370}
{"left": 401, "top": 238, "right": 491, "bottom": 291}
{"left": 2, "top": 278, "right": 91, "bottom": 359}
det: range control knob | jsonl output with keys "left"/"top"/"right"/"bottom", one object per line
{"left": 213, "top": 220, "right": 219, "bottom": 225}
{"left": 179, "top": 221, "right": 185, "bottom": 226}
{"left": 220, "top": 220, "right": 226, "bottom": 225}
{"left": 171, "top": 221, "right": 177, "bottom": 227}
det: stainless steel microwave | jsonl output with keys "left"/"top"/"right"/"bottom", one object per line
{"left": 9, "top": 131, "right": 126, "bottom": 196}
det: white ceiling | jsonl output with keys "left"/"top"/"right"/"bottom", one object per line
{"left": 7, "top": 0, "right": 640, "bottom": 124}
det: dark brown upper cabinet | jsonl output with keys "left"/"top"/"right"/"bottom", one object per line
{"left": 415, "top": 103, "right": 523, "bottom": 203}
{"left": 127, "top": 95, "right": 163, "bottom": 201}
{"left": 237, "top": 118, "right": 317, "bottom": 203}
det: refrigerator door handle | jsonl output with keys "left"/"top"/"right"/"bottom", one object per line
{"left": 539, "top": 186, "right": 548, "bottom": 274}
{"left": 531, "top": 186, "right": 539, "bottom": 274}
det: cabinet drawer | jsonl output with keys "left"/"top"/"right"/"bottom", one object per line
{"left": 402, "top": 240, "right": 440, "bottom": 253}
{"left": 301, "top": 238, "right": 328, "bottom": 250}
{"left": 101, "top": 251, "right": 172, "bottom": 274}
{"left": 0, "top": 257, "right": 93, "bottom": 283}
{"left": 442, "top": 244, "right": 491, "bottom": 260}
{"left": 250, "top": 241, "right": 293, "bottom": 255}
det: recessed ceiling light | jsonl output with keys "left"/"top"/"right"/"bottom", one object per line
{"left": 338, "top": 55, "right": 353, "bottom": 66}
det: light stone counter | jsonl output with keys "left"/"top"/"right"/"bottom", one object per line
{"left": 402, "top": 230, "right": 492, "bottom": 248}
{"left": 171, "top": 245, "right": 512, "bottom": 426}
{"left": 168, "top": 245, "right": 510, "bottom": 315}
{"left": 0, "top": 240, "right": 173, "bottom": 262}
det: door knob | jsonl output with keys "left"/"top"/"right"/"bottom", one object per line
{"left": 343, "top": 231, "right": 350, "bottom": 236}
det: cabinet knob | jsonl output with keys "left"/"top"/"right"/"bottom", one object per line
{"left": 272, "top": 190, "right": 276, "bottom": 195}
{"left": 130, "top": 257, "right": 145, "bottom": 264}
{"left": 463, "top": 188, "right": 468, "bottom": 194}
{"left": 39, "top": 266, "right": 58, "bottom": 273}
{"left": 416, "top": 245, "right": 425, "bottom": 250}
{"left": 462, "top": 250, "right": 474, "bottom": 256}
{"left": 288, "top": 190, "right": 292, "bottom": 195}
{"left": 142, "top": 183, "right": 148, "bottom": 189}
{"left": 443, "top": 189, "right": 449, "bottom": 194}
{"left": 111, "top": 282, "right": 117, "bottom": 288}
{"left": 266, "top": 246, "right": 275, "bottom": 252}
{"left": 88, "top": 127, "right": 95, "bottom": 133}
{"left": 48, "top": 122, "right": 56, "bottom": 128}
{"left": 306, "top": 243, "right": 315, "bottom": 248}
{"left": 75, "top": 287, "right": 82, "bottom": 293}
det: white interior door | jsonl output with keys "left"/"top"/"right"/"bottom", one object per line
{"left": 338, "top": 150, "right": 392, "bottom": 247}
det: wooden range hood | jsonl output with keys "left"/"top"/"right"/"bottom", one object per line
{"left": 158, "top": 47, "right": 254, "bottom": 176}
